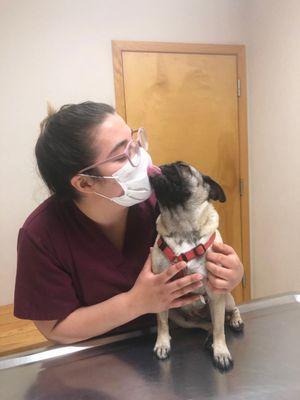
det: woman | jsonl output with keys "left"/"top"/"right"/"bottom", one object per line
{"left": 14, "top": 101, "right": 244, "bottom": 344}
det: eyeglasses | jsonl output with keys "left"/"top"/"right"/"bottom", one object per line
{"left": 78, "top": 127, "right": 148, "bottom": 175}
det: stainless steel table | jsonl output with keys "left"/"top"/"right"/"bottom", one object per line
{"left": 1, "top": 293, "right": 300, "bottom": 400}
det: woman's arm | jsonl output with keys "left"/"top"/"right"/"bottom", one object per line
{"left": 34, "top": 291, "right": 143, "bottom": 344}
{"left": 34, "top": 254, "right": 203, "bottom": 344}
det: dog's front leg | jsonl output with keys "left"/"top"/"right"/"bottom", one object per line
{"left": 154, "top": 311, "right": 171, "bottom": 360}
{"left": 209, "top": 295, "right": 233, "bottom": 371}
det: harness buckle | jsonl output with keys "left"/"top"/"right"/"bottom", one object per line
{"left": 194, "top": 243, "right": 206, "bottom": 257}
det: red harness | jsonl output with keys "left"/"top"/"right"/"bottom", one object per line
{"left": 157, "top": 233, "right": 216, "bottom": 305}
{"left": 157, "top": 232, "right": 216, "bottom": 264}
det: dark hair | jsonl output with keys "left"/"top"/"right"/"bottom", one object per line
{"left": 35, "top": 101, "right": 115, "bottom": 201}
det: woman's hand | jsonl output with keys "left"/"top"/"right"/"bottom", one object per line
{"left": 205, "top": 242, "right": 244, "bottom": 294}
{"left": 129, "top": 252, "right": 204, "bottom": 315}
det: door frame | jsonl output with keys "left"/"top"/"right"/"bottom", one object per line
{"left": 112, "top": 40, "right": 251, "bottom": 302}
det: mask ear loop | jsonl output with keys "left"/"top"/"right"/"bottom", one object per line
{"left": 93, "top": 191, "right": 121, "bottom": 202}
{"left": 78, "top": 173, "right": 116, "bottom": 179}
{"left": 77, "top": 173, "right": 125, "bottom": 200}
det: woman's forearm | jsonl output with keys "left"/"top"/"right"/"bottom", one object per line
{"left": 49, "top": 291, "right": 141, "bottom": 344}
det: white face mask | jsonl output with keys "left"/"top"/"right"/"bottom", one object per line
{"left": 93, "top": 148, "right": 153, "bottom": 207}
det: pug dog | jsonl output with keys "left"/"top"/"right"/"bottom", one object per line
{"left": 148, "top": 161, "right": 244, "bottom": 372}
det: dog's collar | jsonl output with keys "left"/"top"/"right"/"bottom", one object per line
{"left": 157, "top": 232, "right": 216, "bottom": 263}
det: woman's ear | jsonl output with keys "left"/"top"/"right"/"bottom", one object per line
{"left": 70, "top": 175, "right": 96, "bottom": 195}
{"left": 202, "top": 175, "right": 226, "bottom": 202}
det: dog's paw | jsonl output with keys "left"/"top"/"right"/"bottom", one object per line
{"left": 228, "top": 307, "right": 244, "bottom": 333}
{"left": 154, "top": 343, "right": 171, "bottom": 360}
{"left": 213, "top": 351, "right": 234, "bottom": 372}
{"left": 205, "top": 336, "right": 234, "bottom": 372}
{"left": 154, "top": 337, "right": 171, "bottom": 360}
{"left": 230, "top": 319, "right": 244, "bottom": 332}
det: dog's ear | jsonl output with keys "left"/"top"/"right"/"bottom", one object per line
{"left": 202, "top": 175, "right": 226, "bottom": 202}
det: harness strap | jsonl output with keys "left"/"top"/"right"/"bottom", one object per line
{"left": 157, "top": 232, "right": 216, "bottom": 263}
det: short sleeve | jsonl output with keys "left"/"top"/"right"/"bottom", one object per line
{"left": 14, "top": 228, "right": 81, "bottom": 321}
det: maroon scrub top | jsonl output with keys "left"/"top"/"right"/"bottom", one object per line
{"left": 14, "top": 194, "right": 159, "bottom": 334}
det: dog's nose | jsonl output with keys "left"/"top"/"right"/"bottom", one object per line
{"left": 147, "top": 164, "right": 162, "bottom": 177}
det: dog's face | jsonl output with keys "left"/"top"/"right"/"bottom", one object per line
{"left": 148, "top": 161, "right": 226, "bottom": 210}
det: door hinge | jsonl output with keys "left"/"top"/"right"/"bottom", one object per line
{"left": 237, "top": 79, "right": 241, "bottom": 97}
{"left": 242, "top": 273, "right": 246, "bottom": 288}
{"left": 239, "top": 178, "right": 244, "bottom": 196}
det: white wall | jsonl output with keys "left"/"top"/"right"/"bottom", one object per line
{"left": 0, "top": 0, "right": 299, "bottom": 306}
{"left": 244, "top": 0, "right": 300, "bottom": 298}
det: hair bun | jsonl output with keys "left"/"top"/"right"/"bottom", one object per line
{"left": 47, "top": 101, "right": 56, "bottom": 117}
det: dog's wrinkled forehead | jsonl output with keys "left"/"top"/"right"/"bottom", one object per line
{"left": 149, "top": 160, "right": 226, "bottom": 210}
{"left": 149, "top": 161, "right": 206, "bottom": 210}
{"left": 161, "top": 161, "right": 203, "bottom": 185}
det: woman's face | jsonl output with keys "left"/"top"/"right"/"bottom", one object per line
{"left": 87, "top": 112, "right": 133, "bottom": 198}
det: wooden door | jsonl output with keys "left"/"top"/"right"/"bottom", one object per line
{"left": 112, "top": 41, "right": 250, "bottom": 304}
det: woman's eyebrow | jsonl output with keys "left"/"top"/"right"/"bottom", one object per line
{"left": 107, "top": 139, "right": 128, "bottom": 158}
